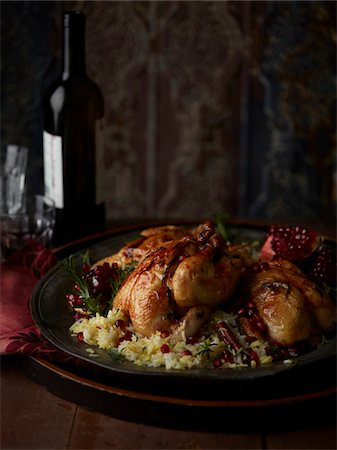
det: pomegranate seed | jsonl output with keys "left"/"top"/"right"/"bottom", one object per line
{"left": 255, "top": 319, "right": 268, "bottom": 334}
{"left": 73, "top": 296, "right": 83, "bottom": 306}
{"left": 124, "top": 330, "right": 133, "bottom": 340}
{"left": 181, "top": 349, "right": 192, "bottom": 356}
{"left": 82, "top": 263, "right": 91, "bottom": 273}
{"left": 73, "top": 312, "right": 87, "bottom": 320}
{"left": 77, "top": 332, "right": 84, "bottom": 342}
{"left": 118, "top": 330, "right": 133, "bottom": 344}
{"left": 67, "top": 293, "right": 82, "bottom": 306}
{"left": 213, "top": 358, "right": 222, "bottom": 368}
{"left": 160, "top": 330, "right": 170, "bottom": 339}
{"left": 251, "top": 263, "right": 260, "bottom": 273}
{"left": 115, "top": 319, "right": 126, "bottom": 330}
{"left": 186, "top": 331, "right": 201, "bottom": 344}
{"left": 260, "top": 262, "right": 270, "bottom": 271}
{"left": 161, "top": 343, "right": 170, "bottom": 353}
{"left": 221, "top": 349, "right": 233, "bottom": 363}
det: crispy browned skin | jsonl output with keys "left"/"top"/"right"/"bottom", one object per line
{"left": 114, "top": 238, "right": 195, "bottom": 335}
{"left": 242, "top": 260, "right": 336, "bottom": 346}
{"left": 113, "top": 223, "right": 242, "bottom": 337}
{"left": 94, "top": 225, "right": 188, "bottom": 268}
{"left": 170, "top": 242, "right": 241, "bottom": 308}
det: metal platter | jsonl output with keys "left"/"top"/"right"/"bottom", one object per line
{"left": 30, "top": 223, "right": 337, "bottom": 403}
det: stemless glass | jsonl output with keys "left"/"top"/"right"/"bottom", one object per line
{"left": 0, "top": 194, "right": 55, "bottom": 259}
{"left": 0, "top": 145, "right": 28, "bottom": 214}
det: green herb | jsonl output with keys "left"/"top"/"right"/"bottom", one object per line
{"left": 323, "top": 283, "right": 337, "bottom": 296}
{"left": 107, "top": 262, "right": 136, "bottom": 311}
{"left": 214, "top": 212, "right": 232, "bottom": 242}
{"left": 321, "top": 333, "right": 330, "bottom": 345}
{"left": 108, "top": 349, "right": 125, "bottom": 362}
{"left": 61, "top": 255, "right": 104, "bottom": 315}
{"left": 197, "top": 337, "right": 216, "bottom": 359}
{"left": 61, "top": 253, "right": 137, "bottom": 317}
{"left": 82, "top": 250, "right": 91, "bottom": 266}
{"left": 213, "top": 348, "right": 226, "bottom": 361}
{"left": 60, "top": 255, "right": 91, "bottom": 300}
{"left": 86, "top": 296, "right": 106, "bottom": 315}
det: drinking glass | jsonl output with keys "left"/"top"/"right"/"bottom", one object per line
{"left": 0, "top": 194, "right": 55, "bottom": 259}
{"left": 0, "top": 145, "right": 28, "bottom": 214}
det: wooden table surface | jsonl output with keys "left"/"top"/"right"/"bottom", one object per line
{"left": 2, "top": 356, "right": 336, "bottom": 450}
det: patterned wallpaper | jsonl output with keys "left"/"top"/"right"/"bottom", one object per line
{"left": 1, "top": 1, "right": 336, "bottom": 229}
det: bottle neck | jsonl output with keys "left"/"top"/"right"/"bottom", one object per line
{"left": 62, "top": 15, "right": 86, "bottom": 78}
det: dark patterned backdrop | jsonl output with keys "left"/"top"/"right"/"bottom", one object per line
{"left": 1, "top": 1, "right": 336, "bottom": 230}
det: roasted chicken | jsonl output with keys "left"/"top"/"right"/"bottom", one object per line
{"left": 239, "top": 260, "right": 336, "bottom": 346}
{"left": 113, "top": 223, "right": 242, "bottom": 338}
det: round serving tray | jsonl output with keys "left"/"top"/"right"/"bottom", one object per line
{"left": 28, "top": 221, "right": 337, "bottom": 429}
{"left": 23, "top": 355, "right": 336, "bottom": 431}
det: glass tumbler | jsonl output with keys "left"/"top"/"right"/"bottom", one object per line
{"left": 0, "top": 194, "right": 55, "bottom": 259}
{"left": 0, "top": 145, "right": 28, "bottom": 214}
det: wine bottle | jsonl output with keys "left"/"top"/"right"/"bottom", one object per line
{"left": 43, "top": 11, "right": 105, "bottom": 246}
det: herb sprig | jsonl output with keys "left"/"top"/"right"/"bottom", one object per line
{"left": 106, "top": 262, "right": 136, "bottom": 312}
{"left": 61, "top": 254, "right": 136, "bottom": 317}
{"left": 196, "top": 337, "right": 217, "bottom": 359}
{"left": 61, "top": 255, "right": 91, "bottom": 302}
{"left": 214, "top": 213, "right": 230, "bottom": 241}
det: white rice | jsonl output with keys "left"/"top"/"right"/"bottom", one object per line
{"left": 70, "top": 308, "right": 273, "bottom": 370}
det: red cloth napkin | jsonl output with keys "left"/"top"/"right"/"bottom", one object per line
{"left": 0, "top": 241, "right": 73, "bottom": 362}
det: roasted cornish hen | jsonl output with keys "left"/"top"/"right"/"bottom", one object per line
{"left": 113, "top": 223, "right": 242, "bottom": 338}
{"left": 237, "top": 260, "right": 335, "bottom": 346}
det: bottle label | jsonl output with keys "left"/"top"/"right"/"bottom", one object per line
{"left": 95, "top": 119, "right": 105, "bottom": 205}
{"left": 43, "top": 131, "right": 64, "bottom": 209}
